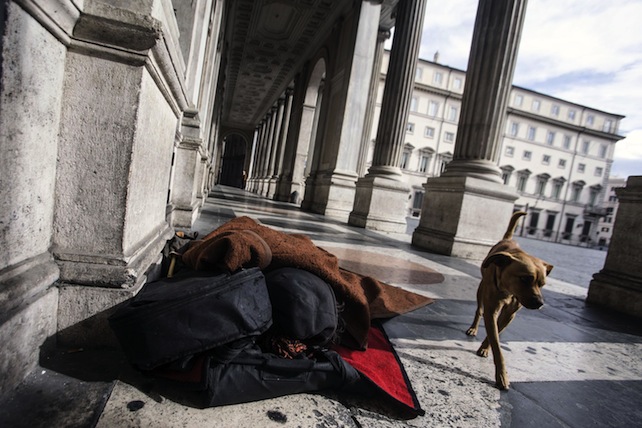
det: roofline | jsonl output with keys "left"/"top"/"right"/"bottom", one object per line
{"left": 384, "top": 49, "right": 627, "bottom": 120}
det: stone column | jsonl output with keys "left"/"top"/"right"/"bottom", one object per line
{"left": 357, "top": 28, "right": 390, "bottom": 177}
{"left": 349, "top": 0, "right": 426, "bottom": 232}
{"left": 300, "top": 1, "right": 382, "bottom": 220}
{"left": 587, "top": 176, "right": 642, "bottom": 318}
{"left": 259, "top": 107, "right": 278, "bottom": 195}
{"left": 246, "top": 125, "right": 260, "bottom": 190}
{"left": 266, "top": 97, "right": 286, "bottom": 198}
{"left": 170, "top": 108, "right": 203, "bottom": 228}
{"left": 412, "top": 0, "right": 527, "bottom": 259}
{"left": 268, "top": 89, "right": 294, "bottom": 199}
{"left": 275, "top": 71, "right": 308, "bottom": 203}
{"left": 249, "top": 120, "right": 266, "bottom": 192}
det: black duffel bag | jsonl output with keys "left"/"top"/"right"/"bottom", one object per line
{"left": 109, "top": 267, "right": 272, "bottom": 370}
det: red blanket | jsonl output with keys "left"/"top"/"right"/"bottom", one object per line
{"left": 182, "top": 216, "right": 433, "bottom": 349}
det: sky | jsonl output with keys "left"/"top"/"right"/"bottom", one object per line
{"left": 413, "top": 0, "right": 642, "bottom": 179}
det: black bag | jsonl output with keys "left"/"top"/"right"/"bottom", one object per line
{"left": 109, "top": 267, "right": 272, "bottom": 370}
{"left": 264, "top": 267, "right": 339, "bottom": 346}
{"left": 149, "top": 344, "right": 360, "bottom": 407}
{"left": 205, "top": 345, "right": 359, "bottom": 407}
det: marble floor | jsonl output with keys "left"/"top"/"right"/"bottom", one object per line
{"left": 2, "top": 185, "right": 641, "bottom": 427}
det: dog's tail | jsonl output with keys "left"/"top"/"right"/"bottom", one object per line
{"left": 503, "top": 211, "right": 527, "bottom": 240}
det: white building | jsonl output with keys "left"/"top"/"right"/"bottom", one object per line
{"left": 595, "top": 177, "right": 627, "bottom": 247}
{"left": 367, "top": 51, "right": 625, "bottom": 246}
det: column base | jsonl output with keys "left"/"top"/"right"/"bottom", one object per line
{"left": 412, "top": 175, "right": 518, "bottom": 259}
{"left": 170, "top": 201, "right": 201, "bottom": 228}
{"left": 302, "top": 171, "right": 357, "bottom": 221}
{"left": 55, "top": 223, "right": 172, "bottom": 288}
{"left": 348, "top": 174, "right": 410, "bottom": 233}
{"left": 587, "top": 271, "right": 642, "bottom": 318}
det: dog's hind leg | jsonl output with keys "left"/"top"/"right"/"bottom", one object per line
{"left": 466, "top": 284, "right": 484, "bottom": 336}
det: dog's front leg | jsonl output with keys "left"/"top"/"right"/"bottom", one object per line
{"left": 466, "top": 283, "right": 484, "bottom": 336}
{"left": 483, "top": 309, "right": 510, "bottom": 390}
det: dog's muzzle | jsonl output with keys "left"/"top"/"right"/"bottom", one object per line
{"left": 524, "top": 296, "right": 544, "bottom": 309}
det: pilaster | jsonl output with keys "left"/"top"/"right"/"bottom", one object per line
{"left": 587, "top": 176, "right": 642, "bottom": 317}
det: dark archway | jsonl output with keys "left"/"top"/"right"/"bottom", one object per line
{"left": 219, "top": 134, "right": 248, "bottom": 189}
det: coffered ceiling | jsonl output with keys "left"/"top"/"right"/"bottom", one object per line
{"left": 220, "top": 0, "right": 398, "bottom": 130}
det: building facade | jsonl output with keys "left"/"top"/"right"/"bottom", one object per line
{"left": 367, "top": 52, "right": 625, "bottom": 246}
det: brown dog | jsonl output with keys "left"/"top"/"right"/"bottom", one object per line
{"left": 466, "top": 211, "right": 553, "bottom": 390}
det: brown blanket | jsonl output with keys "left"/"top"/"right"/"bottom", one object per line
{"left": 182, "top": 216, "right": 433, "bottom": 349}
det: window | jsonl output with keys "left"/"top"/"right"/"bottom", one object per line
{"left": 586, "top": 115, "right": 595, "bottom": 126}
{"left": 400, "top": 151, "right": 411, "bottom": 169}
{"left": 571, "top": 182, "right": 584, "bottom": 202}
{"left": 595, "top": 167, "right": 603, "bottom": 177}
{"left": 546, "top": 131, "right": 555, "bottom": 145}
{"left": 568, "top": 110, "right": 576, "bottom": 121}
{"left": 523, "top": 150, "right": 532, "bottom": 161}
{"left": 424, "top": 126, "right": 435, "bottom": 138}
{"left": 500, "top": 166, "right": 514, "bottom": 185}
{"left": 542, "top": 155, "right": 551, "bottom": 165}
{"left": 453, "top": 77, "right": 462, "bottom": 90}
{"left": 444, "top": 131, "right": 455, "bottom": 142}
{"left": 412, "top": 191, "right": 424, "bottom": 211}
{"left": 428, "top": 101, "right": 439, "bottom": 117}
{"left": 582, "top": 140, "right": 590, "bottom": 154}
{"left": 410, "top": 97, "right": 418, "bottom": 112}
{"left": 599, "top": 144, "right": 607, "bottom": 158}
{"left": 532, "top": 99, "right": 541, "bottom": 112}
{"left": 517, "top": 175, "right": 528, "bottom": 192}
{"left": 552, "top": 180, "right": 564, "bottom": 199}
{"left": 601, "top": 227, "right": 610, "bottom": 233}
{"left": 433, "top": 71, "right": 443, "bottom": 85}
{"left": 577, "top": 163, "right": 586, "bottom": 173}
{"left": 505, "top": 146, "right": 515, "bottom": 157}
{"left": 415, "top": 67, "right": 423, "bottom": 80}
{"left": 514, "top": 94, "right": 523, "bottom": 107}
{"left": 439, "top": 154, "right": 452, "bottom": 175}
{"left": 510, "top": 122, "right": 519, "bottom": 137}
{"left": 406, "top": 122, "right": 415, "bottom": 133}
{"left": 603, "top": 119, "right": 613, "bottom": 132}
{"left": 527, "top": 126, "right": 537, "bottom": 141}
{"left": 419, "top": 154, "right": 431, "bottom": 173}
{"left": 551, "top": 105, "right": 560, "bottom": 117}
{"left": 558, "top": 159, "right": 567, "bottom": 168}
{"left": 563, "top": 135, "right": 571, "bottom": 149}
{"left": 588, "top": 187, "right": 601, "bottom": 206}
{"left": 448, "top": 106, "right": 458, "bottom": 121}
{"left": 536, "top": 175, "right": 549, "bottom": 196}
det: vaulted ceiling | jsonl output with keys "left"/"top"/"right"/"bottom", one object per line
{"left": 220, "top": 0, "right": 398, "bottom": 130}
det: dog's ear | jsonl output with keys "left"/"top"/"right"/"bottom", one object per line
{"left": 482, "top": 252, "right": 516, "bottom": 269}
{"left": 544, "top": 262, "right": 553, "bottom": 276}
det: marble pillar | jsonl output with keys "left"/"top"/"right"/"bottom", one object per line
{"left": 268, "top": 90, "right": 294, "bottom": 199}
{"left": 412, "top": 0, "right": 527, "bottom": 259}
{"left": 170, "top": 108, "right": 203, "bottom": 228}
{"left": 300, "top": 1, "right": 382, "bottom": 220}
{"left": 266, "top": 97, "right": 286, "bottom": 198}
{"left": 259, "top": 107, "right": 278, "bottom": 196}
{"left": 349, "top": 0, "right": 426, "bottom": 232}
{"left": 275, "top": 72, "right": 309, "bottom": 203}
{"left": 356, "top": 28, "right": 390, "bottom": 178}
{"left": 587, "top": 176, "right": 642, "bottom": 318}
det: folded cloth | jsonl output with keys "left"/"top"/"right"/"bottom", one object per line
{"left": 182, "top": 216, "right": 433, "bottom": 349}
